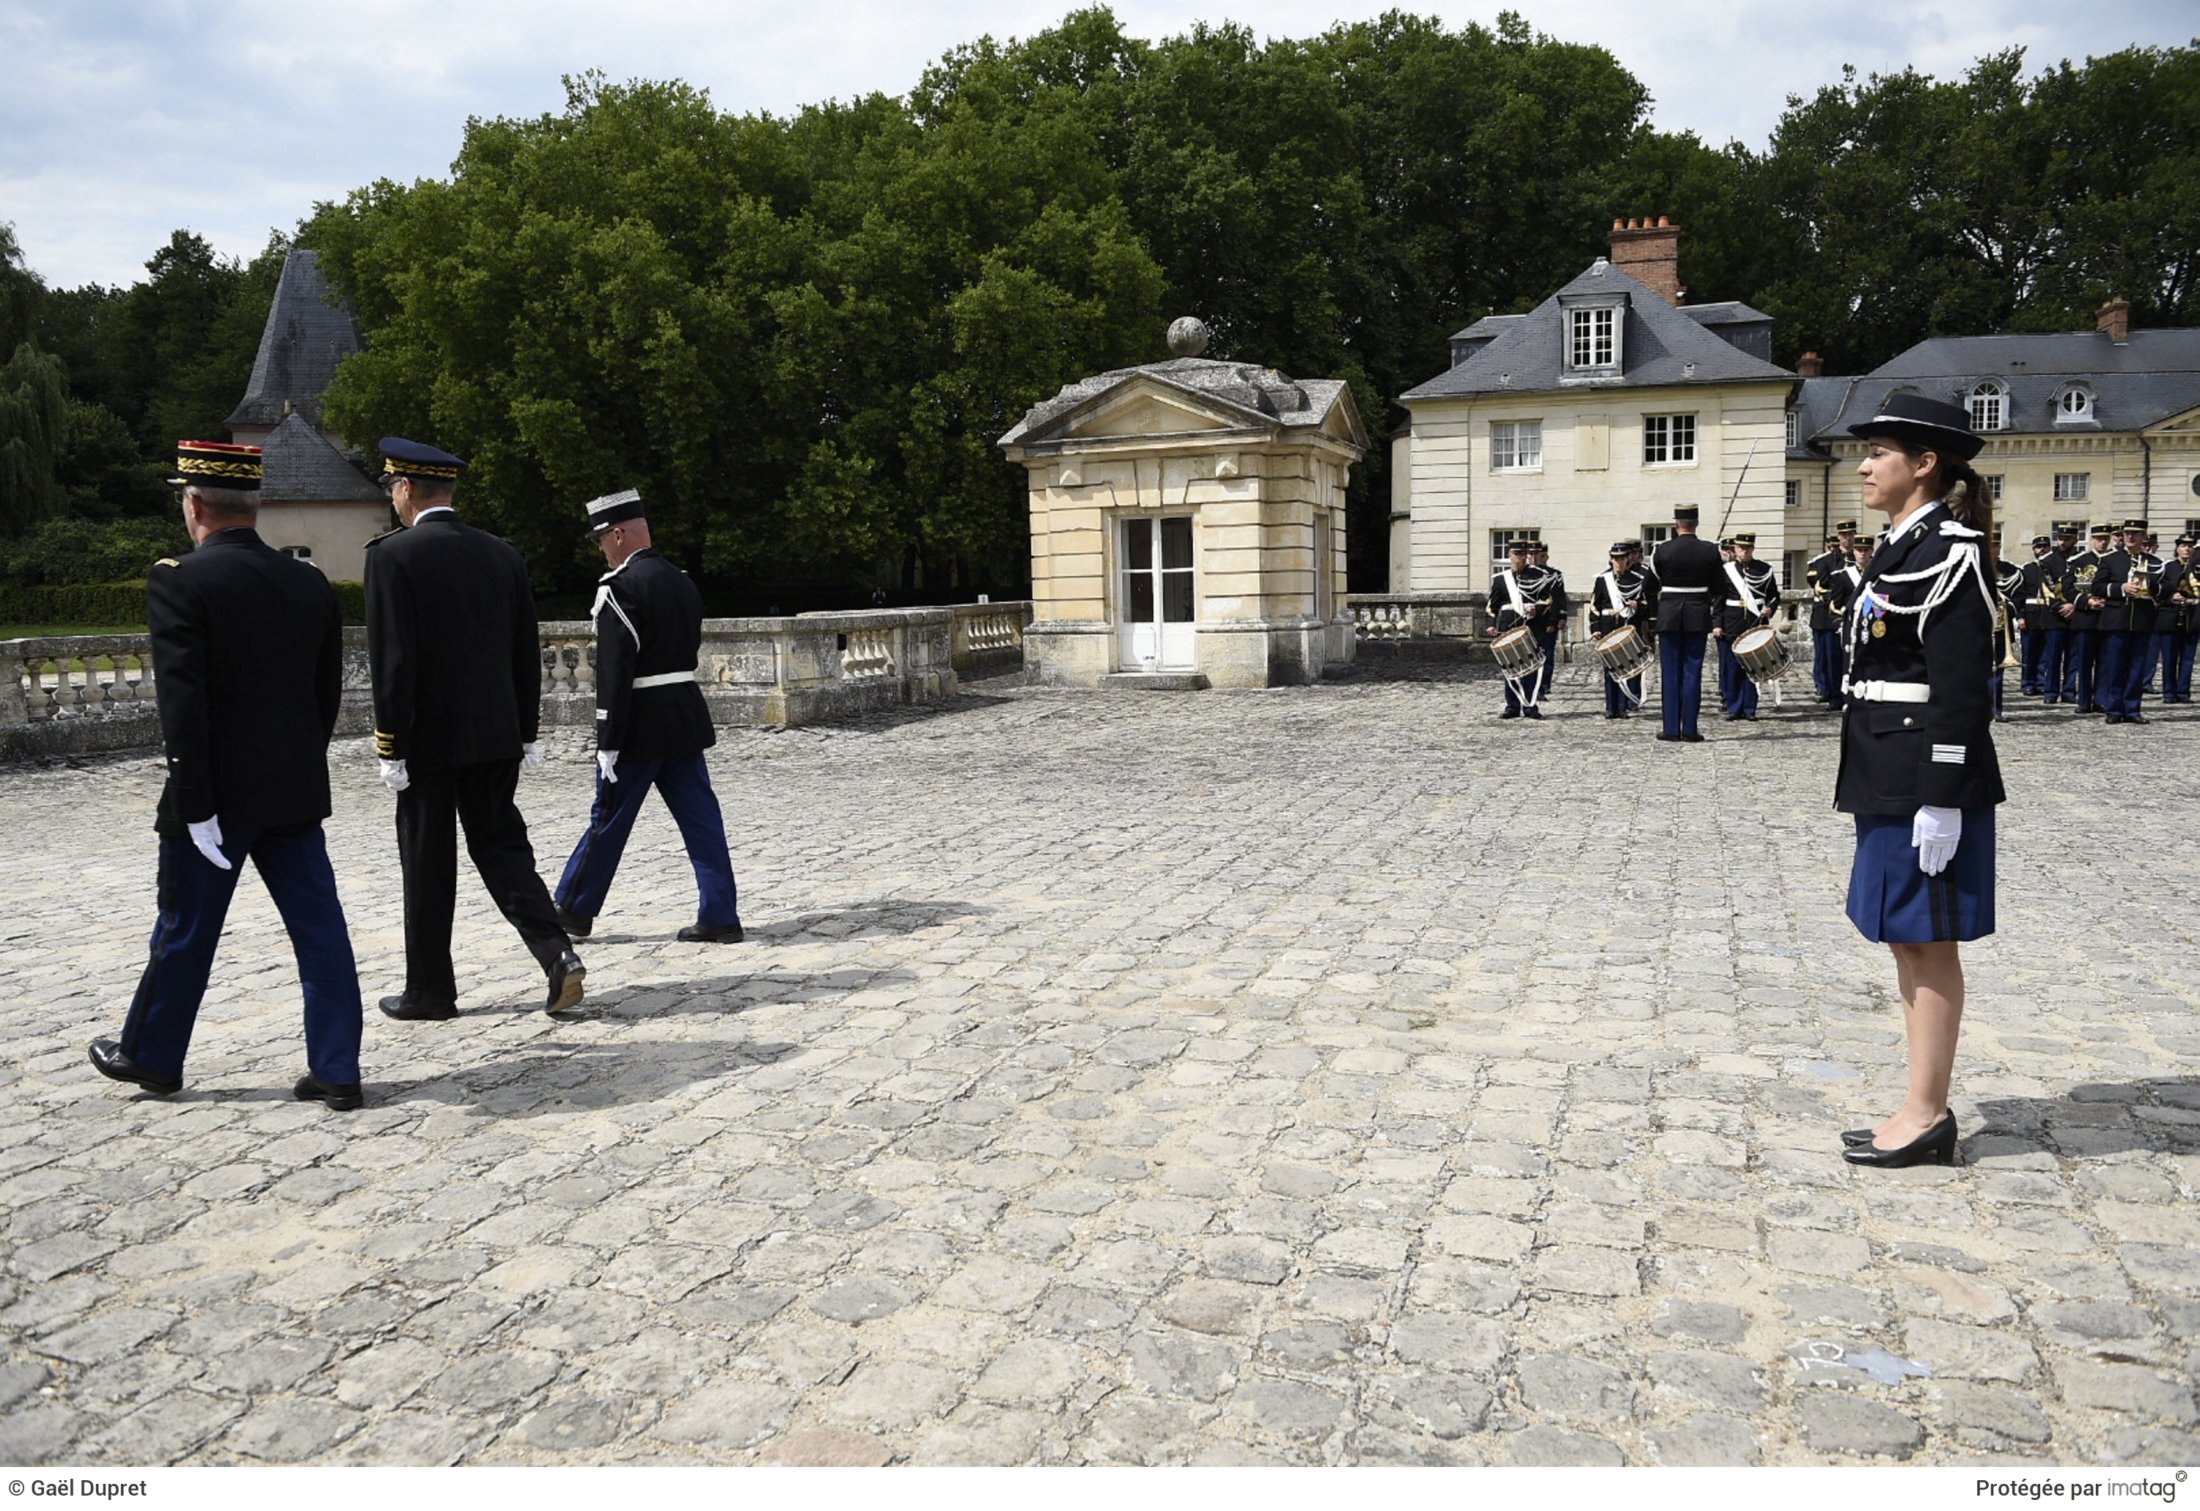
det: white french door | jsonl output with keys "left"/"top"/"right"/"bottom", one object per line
{"left": 1119, "top": 515, "right": 1197, "bottom": 669}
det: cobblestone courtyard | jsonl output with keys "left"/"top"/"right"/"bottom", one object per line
{"left": 3, "top": 663, "right": 2198, "bottom": 1467}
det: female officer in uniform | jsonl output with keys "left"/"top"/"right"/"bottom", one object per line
{"left": 1834, "top": 390, "right": 2005, "bottom": 1168}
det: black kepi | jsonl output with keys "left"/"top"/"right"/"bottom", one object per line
{"left": 1846, "top": 389, "right": 1983, "bottom": 461}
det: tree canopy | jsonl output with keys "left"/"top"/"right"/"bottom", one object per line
{"left": 6, "top": 13, "right": 2197, "bottom": 600}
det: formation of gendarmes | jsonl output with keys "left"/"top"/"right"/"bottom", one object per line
{"left": 85, "top": 438, "right": 740, "bottom": 1113}
{"left": 1484, "top": 506, "right": 2199, "bottom": 738}
{"left": 78, "top": 435, "right": 2200, "bottom": 1115}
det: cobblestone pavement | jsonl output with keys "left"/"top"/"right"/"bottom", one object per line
{"left": 3, "top": 658, "right": 2198, "bottom": 1468}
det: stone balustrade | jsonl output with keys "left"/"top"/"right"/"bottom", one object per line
{"left": 1, "top": 601, "right": 1034, "bottom": 762}
{"left": 1345, "top": 590, "right": 1816, "bottom": 662}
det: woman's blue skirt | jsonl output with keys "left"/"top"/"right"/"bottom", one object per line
{"left": 1846, "top": 808, "right": 1996, "bottom": 944}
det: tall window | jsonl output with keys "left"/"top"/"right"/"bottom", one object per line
{"left": 1490, "top": 420, "right": 1543, "bottom": 472}
{"left": 1785, "top": 410, "right": 1799, "bottom": 448}
{"left": 1981, "top": 474, "right": 2004, "bottom": 502}
{"left": 2053, "top": 473, "right": 2090, "bottom": 502}
{"left": 1643, "top": 413, "right": 1697, "bottom": 464}
{"left": 1968, "top": 382, "right": 2006, "bottom": 432}
{"left": 2055, "top": 385, "right": 2093, "bottom": 422}
{"left": 1784, "top": 479, "right": 1802, "bottom": 510}
{"left": 1568, "top": 307, "right": 1615, "bottom": 369}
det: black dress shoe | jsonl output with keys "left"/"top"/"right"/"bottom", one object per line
{"left": 88, "top": 1039, "right": 181, "bottom": 1095}
{"left": 378, "top": 994, "right": 458, "bottom": 1022}
{"left": 1656, "top": 733, "right": 1680, "bottom": 742}
{"left": 1498, "top": 708, "right": 1520, "bottom": 720}
{"left": 553, "top": 904, "right": 593, "bottom": 940}
{"left": 2127, "top": 713, "right": 2148, "bottom": 725}
{"left": 1843, "top": 1112, "right": 1958, "bottom": 1168}
{"left": 294, "top": 1074, "right": 364, "bottom": 1111}
{"left": 677, "top": 921, "right": 745, "bottom": 944}
{"left": 1682, "top": 733, "right": 1705, "bottom": 743}
{"left": 545, "top": 949, "right": 586, "bottom": 1014}
{"left": 1523, "top": 708, "right": 1543, "bottom": 720}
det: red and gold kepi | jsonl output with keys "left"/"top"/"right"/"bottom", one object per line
{"left": 169, "top": 439, "right": 263, "bottom": 489}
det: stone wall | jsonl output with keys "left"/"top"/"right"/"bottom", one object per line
{"left": 0, "top": 602, "right": 1032, "bottom": 762}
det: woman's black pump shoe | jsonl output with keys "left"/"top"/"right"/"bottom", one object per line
{"left": 1843, "top": 1112, "right": 1958, "bottom": 1168}
{"left": 1841, "top": 1127, "right": 1874, "bottom": 1147}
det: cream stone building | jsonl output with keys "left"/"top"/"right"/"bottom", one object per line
{"left": 999, "top": 328, "right": 1367, "bottom": 688}
{"left": 1393, "top": 221, "right": 1796, "bottom": 598}
{"left": 1791, "top": 305, "right": 2200, "bottom": 553}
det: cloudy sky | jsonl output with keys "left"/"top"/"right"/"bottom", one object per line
{"left": 3, "top": 0, "right": 2192, "bottom": 289}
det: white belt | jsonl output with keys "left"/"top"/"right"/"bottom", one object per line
{"left": 1660, "top": 586, "right": 1707, "bottom": 594}
{"left": 631, "top": 669, "right": 697, "bottom": 689}
{"left": 1847, "top": 680, "right": 1930, "bottom": 703}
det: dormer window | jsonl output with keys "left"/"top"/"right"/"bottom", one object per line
{"left": 1559, "top": 294, "right": 1625, "bottom": 378}
{"left": 2055, "top": 383, "right": 2094, "bottom": 423}
{"left": 1968, "top": 381, "right": 2007, "bottom": 432}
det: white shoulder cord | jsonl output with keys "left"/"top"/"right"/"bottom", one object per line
{"left": 1862, "top": 540, "right": 1995, "bottom": 633}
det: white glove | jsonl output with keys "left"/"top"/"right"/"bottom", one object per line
{"left": 379, "top": 758, "right": 410, "bottom": 793}
{"left": 1912, "top": 805, "right": 1962, "bottom": 877}
{"left": 597, "top": 750, "right": 619, "bottom": 783}
{"left": 521, "top": 741, "right": 543, "bottom": 771}
{"left": 187, "top": 817, "right": 232, "bottom": 871}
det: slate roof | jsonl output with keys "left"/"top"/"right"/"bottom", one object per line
{"left": 259, "top": 411, "right": 384, "bottom": 503}
{"left": 1403, "top": 260, "right": 1793, "bottom": 402}
{"left": 1788, "top": 376, "right": 1859, "bottom": 461}
{"left": 225, "top": 249, "right": 363, "bottom": 432}
{"left": 1812, "top": 328, "right": 2200, "bottom": 441}
{"left": 1001, "top": 357, "right": 1359, "bottom": 448}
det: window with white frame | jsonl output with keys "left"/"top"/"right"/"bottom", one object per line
{"left": 1981, "top": 474, "right": 2004, "bottom": 502}
{"left": 1785, "top": 410, "right": 1799, "bottom": 448}
{"left": 1642, "top": 413, "right": 1697, "bottom": 464}
{"left": 1490, "top": 528, "right": 1539, "bottom": 583}
{"left": 1490, "top": 420, "right": 1543, "bottom": 472}
{"left": 1784, "top": 479, "right": 1802, "bottom": 511}
{"left": 1567, "top": 305, "right": 1618, "bottom": 370}
{"left": 2053, "top": 472, "right": 2090, "bottom": 502}
{"left": 2055, "top": 384, "right": 2094, "bottom": 422}
{"left": 2184, "top": 516, "right": 2200, "bottom": 542}
{"left": 1968, "top": 381, "right": 2007, "bottom": 432}
{"left": 1640, "top": 524, "right": 1672, "bottom": 552}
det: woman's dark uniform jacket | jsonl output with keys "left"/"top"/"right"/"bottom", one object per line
{"left": 591, "top": 547, "right": 715, "bottom": 759}
{"left": 148, "top": 529, "right": 344, "bottom": 836}
{"left": 363, "top": 514, "right": 540, "bottom": 767}
{"left": 1834, "top": 506, "right": 2007, "bottom": 816}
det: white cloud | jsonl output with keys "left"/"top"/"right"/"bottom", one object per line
{"left": 2, "top": 0, "right": 2192, "bottom": 286}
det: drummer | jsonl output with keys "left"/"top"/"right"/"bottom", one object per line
{"left": 1484, "top": 537, "right": 1548, "bottom": 721}
{"left": 1715, "top": 532, "right": 1780, "bottom": 722}
{"left": 1589, "top": 539, "right": 1651, "bottom": 718}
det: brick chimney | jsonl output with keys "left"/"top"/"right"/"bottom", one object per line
{"left": 1610, "top": 216, "right": 1682, "bottom": 304}
{"left": 1797, "top": 351, "right": 1824, "bottom": 378}
{"left": 2097, "top": 297, "right": 2131, "bottom": 344}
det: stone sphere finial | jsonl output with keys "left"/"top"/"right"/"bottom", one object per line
{"left": 1166, "top": 316, "right": 1210, "bottom": 358}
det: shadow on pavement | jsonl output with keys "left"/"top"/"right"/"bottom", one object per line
{"left": 747, "top": 898, "right": 989, "bottom": 943}
{"left": 367, "top": 1036, "right": 804, "bottom": 1114}
{"left": 1970, "top": 1076, "right": 2200, "bottom": 1157}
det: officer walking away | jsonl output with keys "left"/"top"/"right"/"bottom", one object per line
{"left": 365, "top": 437, "right": 584, "bottom": 1019}
{"left": 90, "top": 441, "right": 365, "bottom": 1110}
{"left": 554, "top": 488, "right": 744, "bottom": 943}
{"left": 1646, "top": 504, "right": 1719, "bottom": 742}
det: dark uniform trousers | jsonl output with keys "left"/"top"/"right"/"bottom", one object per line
{"left": 397, "top": 759, "right": 568, "bottom": 1003}
{"left": 122, "top": 825, "right": 360, "bottom": 1085}
{"left": 1717, "top": 633, "right": 1758, "bottom": 718}
{"left": 558, "top": 755, "right": 739, "bottom": 926}
{"left": 2021, "top": 616, "right": 2049, "bottom": 694}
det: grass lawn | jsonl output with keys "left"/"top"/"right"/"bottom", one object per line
{"left": 0, "top": 624, "right": 146, "bottom": 640}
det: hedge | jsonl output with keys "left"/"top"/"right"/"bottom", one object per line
{"left": 0, "top": 579, "right": 368, "bottom": 630}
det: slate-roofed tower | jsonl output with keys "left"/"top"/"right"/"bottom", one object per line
{"left": 225, "top": 248, "right": 363, "bottom": 448}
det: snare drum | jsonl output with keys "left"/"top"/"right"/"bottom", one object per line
{"left": 1733, "top": 624, "right": 1792, "bottom": 685}
{"left": 1491, "top": 626, "right": 1541, "bottom": 675}
{"left": 1594, "top": 625, "right": 1651, "bottom": 680}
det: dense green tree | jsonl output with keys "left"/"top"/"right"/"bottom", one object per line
{"left": 0, "top": 341, "right": 68, "bottom": 535}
